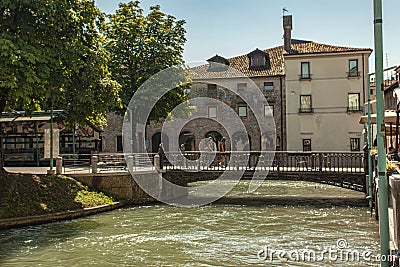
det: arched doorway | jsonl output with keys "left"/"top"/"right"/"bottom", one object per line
{"left": 232, "top": 131, "right": 251, "bottom": 151}
{"left": 152, "top": 132, "right": 169, "bottom": 153}
{"left": 179, "top": 131, "right": 195, "bottom": 151}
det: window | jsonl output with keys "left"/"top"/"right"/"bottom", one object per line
{"left": 350, "top": 138, "right": 360, "bottom": 151}
{"left": 208, "top": 106, "right": 217, "bottom": 118}
{"left": 207, "top": 84, "right": 217, "bottom": 98}
{"left": 238, "top": 106, "right": 247, "bottom": 117}
{"left": 303, "top": 139, "right": 312, "bottom": 152}
{"left": 250, "top": 55, "right": 265, "bottom": 67}
{"left": 264, "top": 82, "right": 274, "bottom": 91}
{"left": 3, "top": 137, "right": 33, "bottom": 150}
{"left": 116, "top": 135, "right": 123, "bottom": 152}
{"left": 299, "top": 95, "right": 313, "bottom": 113}
{"left": 348, "top": 93, "right": 360, "bottom": 111}
{"left": 348, "top": 59, "right": 359, "bottom": 77}
{"left": 264, "top": 105, "right": 274, "bottom": 116}
{"left": 300, "top": 62, "right": 311, "bottom": 79}
{"left": 237, "top": 83, "right": 247, "bottom": 92}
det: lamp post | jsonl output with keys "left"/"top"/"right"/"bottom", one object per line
{"left": 373, "top": 0, "right": 390, "bottom": 265}
{"left": 47, "top": 103, "right": 55, "bottom": 175}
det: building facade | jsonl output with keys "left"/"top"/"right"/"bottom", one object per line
{"left": 285, "top": 46, "right": 371, "bottom": 151}
{"left": 109, "top": 15, "right": 373, "bottom": 153}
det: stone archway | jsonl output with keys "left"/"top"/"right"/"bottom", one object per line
{"left": 179, "top": 131, "right": 195, "bottom": 151}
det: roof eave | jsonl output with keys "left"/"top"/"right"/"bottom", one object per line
{"left": 283, "top": 49, "right": 373, "bottom": 58}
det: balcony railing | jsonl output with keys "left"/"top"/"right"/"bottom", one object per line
{"left": 347, "top": 106, "right": 363, "bottom": 112}
{"left": 299, "top": 107, "right": 314, "bottom": 113}
{"left": 299, "top": 74, "right": 312, "bottom": 80}
{"left": 347, "top": 71, "right": 361, "bottom": 78}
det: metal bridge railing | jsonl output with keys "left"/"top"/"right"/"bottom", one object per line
{"left": 58, "top": 151, "right": 364, "bottom": 174}
{"left": 160, "top": 151, "right": 365, "bottom": 173}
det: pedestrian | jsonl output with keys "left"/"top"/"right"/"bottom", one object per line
{"left": 204, "top": 136, "right": 215, "bottom": 167}
{"left": 219, "top": 137, "right": 226, "bottom": 167}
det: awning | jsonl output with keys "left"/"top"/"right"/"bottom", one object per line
{"left": 0, "top": 116, "right": 51, "bottom": 123}
{"left": 359, "top": 111, "right": 398, "bottom": 124}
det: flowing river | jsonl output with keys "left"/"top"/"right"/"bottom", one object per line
{"left": 0, "top": 181, "right": 379, "bottom": 266}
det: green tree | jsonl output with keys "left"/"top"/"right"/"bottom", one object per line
{"left": 0, "top": 0, "right": 121, "bottom": 126}
{"left": 104, "top": 1, "right": 187, "bottom": 121}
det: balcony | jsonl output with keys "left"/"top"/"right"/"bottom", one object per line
{"left": 299, "top": 74, "right": 312, "bottom": 81}
{"left": 347, "top": 71, "right": 361, "bottom": 78}
{"left": 347, "top": 106, "right": 363, "bottom": 112}
{"left": 299, "top": 107, "right": 314, "bottom": 113}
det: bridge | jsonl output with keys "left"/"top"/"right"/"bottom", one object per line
{"left": 157, "top": 151, "right": 366, "bottom": 192}
{"left": 59, "top": 151, "right": 366, "bottom": 192}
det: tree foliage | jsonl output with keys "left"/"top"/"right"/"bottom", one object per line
{"left": 0, "top": 0, "right": 121, "bottom": 127}
{"left": 104, "top": 1, "right": 187, "bottom": 121}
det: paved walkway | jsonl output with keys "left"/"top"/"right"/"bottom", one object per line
{"left": 4, "top": 166, "right": 151, "bottom": 175}
{"left": 5, "top": 167, "right": 92, "bottom": 175}
{"left": 4, "top": 166, "right": 126, "bottom": 175}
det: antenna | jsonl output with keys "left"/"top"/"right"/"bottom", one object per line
{"left": 386, "top": 53, "right": 389, "bottom": 68}
{"left": 283, "top": 7, "right": 289, "bottom": 17}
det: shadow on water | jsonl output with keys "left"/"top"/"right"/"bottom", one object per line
{"left": 0, "top": 217, "right": 104, "bottom": 262}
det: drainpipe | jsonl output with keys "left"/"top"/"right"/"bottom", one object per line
{"left": 373, "top": 0, "right": 390, "bottom": 265}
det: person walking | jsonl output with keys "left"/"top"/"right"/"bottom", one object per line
{"left": 204, "top": 136, "right": 216, "bottom": 167}
{"left": 219, "top": 137, "right": 226, "bottom": 167}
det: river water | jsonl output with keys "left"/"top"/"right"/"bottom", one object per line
{"left": 0, "top": 181, "right": 379, "bottom": 267}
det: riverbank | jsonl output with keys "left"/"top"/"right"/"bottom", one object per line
{"left": 0, "top": 171, "right": 117, "bottom": 220}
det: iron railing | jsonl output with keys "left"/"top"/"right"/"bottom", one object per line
{"left": 161, "top": 151, "right": 364, "bottom": 173}
{"left": 56, "top": 151, "right": 364, "bottom": 174}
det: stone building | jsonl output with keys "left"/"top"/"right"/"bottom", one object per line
{"left": 146, "top": 15, "right": 372, "bottom": 153}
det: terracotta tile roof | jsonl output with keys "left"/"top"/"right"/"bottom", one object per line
{"left": 190, "top": 40, "right": 372, "bottom": 79}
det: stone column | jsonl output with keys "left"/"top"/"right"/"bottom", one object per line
{"left": 56, "top": 156, "right": 63, "bottom": 175}
{"left": 154, "top": 154, "right": 160, "bottom": 172}
{"left": 92, "top": 156, "right": 98, "bottom": 174}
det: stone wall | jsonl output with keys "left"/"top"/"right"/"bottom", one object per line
{"left": 103, "top": 75, "right": 287, "bottom": 154}
{"left": 71, "top": 172, "right": 188, "bottom": 203}
{"left": 146, "top": 75, "right": 286, "bottom": 153}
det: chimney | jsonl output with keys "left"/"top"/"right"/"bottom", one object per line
{"left": 283, "top": 15, "right": 292, "bottom": 52}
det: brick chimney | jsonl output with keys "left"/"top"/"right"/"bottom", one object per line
{"left": 283, "top": 15, "right": 292, "bottom": 52}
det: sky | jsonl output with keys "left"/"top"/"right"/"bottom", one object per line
{"left": 95, "top": 0, "right": 400, "bottom": 72}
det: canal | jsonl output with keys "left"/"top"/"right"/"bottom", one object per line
{"left": 0, "top": 181, "right": 379, "bottom": 266}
